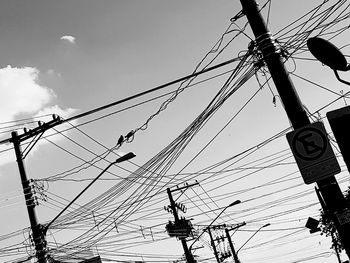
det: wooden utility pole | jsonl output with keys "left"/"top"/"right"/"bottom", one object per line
{"left": 239, "top": 0, "right": 350, "bottom": 258}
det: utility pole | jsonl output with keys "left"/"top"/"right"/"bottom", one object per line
{"left": 12, "top": 131, "right": 47, "bottom": 263}
{"left": 166, "top": 186, "right": 197, "bottom": 263}
{"left": 225, "top": 222, "right": 246, "bottom": 263}
{"left": 315, "top": 188, "right": 342, "bottom": 263}
{"left": 225, "top": 228, "right": 239, "bottom": 263}
{"left": 207, "top": 224, "right": 240, "bottom": 263}
{"left": 207, "top": 226, "right": 220, "bottom": 263}
{"left": 10, "top": 116, "right": 62, "bottom": 263}
{"left": 239, "top": 0, "right": 350, "bottom": 258}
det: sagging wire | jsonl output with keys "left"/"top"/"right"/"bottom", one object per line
{"left": 131, "top": 17, "right": 251, "bottom": 139}
{"left": 48, "top": 51, "right": 256, "bottom": 255}
{"left": 10, "top": 2, "right": 350, "bottom": 262}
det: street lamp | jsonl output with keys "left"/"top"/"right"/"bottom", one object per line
{"left": 236, "top": 223, "right": 270, "bottom": 253}
{"left": 307, "top": 37, "right": 350, "bottom": 86}
{"left": 206, "top": 200, "right": 241, "bottom": 230}
{"left": 189, "top": 200, "right": 241, "bottom": 259}
{"left": 44, "top": 152, "right": 136, "bottom": 232}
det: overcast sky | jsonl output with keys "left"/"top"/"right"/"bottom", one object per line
{"left": 1, "top": 1, "right": 350, "bottom": 263}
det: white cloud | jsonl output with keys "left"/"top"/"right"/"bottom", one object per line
{"left": 60, "top": 35, "right": 76, "bottom": 44}
{"left": 30, "top": 105, "right": 77, "bottom": 149}
{"left": 34, "top": 105, "right": 76, "bottom": 120}
{"left": 0, "top": 105, "right": 77, "bottom": 167}
{"left": 0, "top": 66, "right": 54, "bottom": 122}
{"left": 47, "top": 69, "right": 62, "bottom": 78}
{"left": 0, "top": 66, "right": 77, "bottom": 168}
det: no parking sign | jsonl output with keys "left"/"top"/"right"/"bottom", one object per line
{"left": 286, "top": 122, "right": 340, "bottom": 184}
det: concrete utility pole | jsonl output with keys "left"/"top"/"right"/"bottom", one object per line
{"left": 225, "top": 222, "right": 246, "bottom": 263}
{"left": 225, "top": 228, "right": 240, "bottom": 263}
{"left": 12, "top": 131, "right": 47, "bottom": 263}
{"left": 10, "top": 116, "right": 62, "bottom": 263}
{"left": 239, "top": 0, "right": 350, "bottom": 258}
{"left": 166, "top": 187, "right": 196, "bottom": 263}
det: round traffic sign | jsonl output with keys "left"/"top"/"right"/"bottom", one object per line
{"left": 291, "top": 126, "right": 328, "bottom": 161}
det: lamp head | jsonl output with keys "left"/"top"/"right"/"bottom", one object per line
{"left": 229, "top": 200, "right": 241, "bottom": 207}
{"left": 307, "top": 37, "right": 349, "bottom": 71}
{"left": 115, "top": 152, "right": 136, "bottom": 163}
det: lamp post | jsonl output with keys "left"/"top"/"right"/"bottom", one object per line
{"left": 206, "top": 200, "right": 241, "bottom": 230}
{"left": 189, "top": 200, "right": 241, "bottom": 262}
{"left": 45, "top": 152, "right": 136, "bottom": 232}
{"left": 236, "top": 223, "right": 270, "bottom": 254}
{"left": 43, "top": 152, "right": 135, "bottom": 262}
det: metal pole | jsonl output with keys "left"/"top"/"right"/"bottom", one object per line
{"left": 45, "top": 152, "right": 135, "bottom": 232}
{"left": 46, "top": 161, "right": 114, "bottom": 231}
{"left": 239, "top": 0, "right": 350, "bottom": 258}
{"left": 12, "top": 131, "right": 47, "bottom": 263}
{"left": 225, "top": 228, "right": 240, "bottom": 263}
{"left": 167, "top": 188, "right": 195, "bottom": 263}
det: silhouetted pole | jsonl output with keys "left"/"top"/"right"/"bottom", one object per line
{"left": 12, "top": 131, "right": 47, "bottom": 263}
{"left": 167, "top": 188, "right": 195, "bottom": 263}
{"left": 188, "top": 201, "right": 240, "bottom": 262}
{"left": 225, "top": 228, "right": 240, "bottom": 263}
{"left": 316, "top": 187, "right": 342, "bottom": 263}
{"left": 332, "top": 231, "right": 342, "bottom": 263}
{"left": 239, "top": 0, "right": 350, "bottom": 259}
{"left": 207, "top": 227, "right": 220, "bottom": 263}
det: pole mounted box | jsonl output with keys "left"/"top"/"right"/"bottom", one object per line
{"left": 166, "top": 218, "right": 193, "bottom": 239}
{"left": 327, "top": 105, "right": 350, "bottom": 172}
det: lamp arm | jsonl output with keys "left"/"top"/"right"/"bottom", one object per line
{"left": 189, "top": 207, "right": 228, "bottom": 250}
{"left": 334, "top": 70, "right": 350, "bottom": 86}
{"left": 189, "top": 201, "right": 241, "bottom": 250}
{"left": 236, "top": 230, "right": 259, "bottom": 253}
{"left": 236, "top": 223, "right": 270, "bottom": 253}
{"left": 44, "top": 161, "right": 116, "bottom": 232}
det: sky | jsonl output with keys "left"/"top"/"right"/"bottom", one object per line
{"left": 1, "top": 1, "right": 350, "bottom": 263}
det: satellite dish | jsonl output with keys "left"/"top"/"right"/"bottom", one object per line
{"left": 307, "top": 37, "right": 349, "bottom": 71}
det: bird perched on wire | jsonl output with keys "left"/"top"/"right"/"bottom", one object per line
{"left": 117, "top": 135, "right": 124, "bottom": 147}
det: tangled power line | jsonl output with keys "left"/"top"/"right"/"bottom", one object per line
{"left": 1, "top": 1, "right": 350, "bottom": 262}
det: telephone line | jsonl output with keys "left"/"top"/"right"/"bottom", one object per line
{"left": 0, "top": 57, "right": 241, "bottom": 146}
